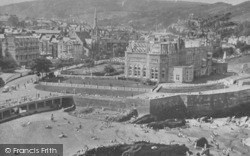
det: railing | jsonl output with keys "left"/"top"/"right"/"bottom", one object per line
{"left": 39, "top": 82, "right": 151, "bottom": 92}
{"left": 0, "top": 94, "right": 64, "bottom": 110}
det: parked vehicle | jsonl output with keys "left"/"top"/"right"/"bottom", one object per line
{"left": 2, "top": 86, "right": 10, "bottom": 93}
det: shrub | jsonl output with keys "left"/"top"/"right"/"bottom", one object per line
{"left": 104, "top": 64, "right": 116, "bottom": 74}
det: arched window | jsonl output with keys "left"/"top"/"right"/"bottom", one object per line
{"left": 155, "top": 68, "right": 158, "bottom": 79}
{"left": 138, "top": 66, "right": 141, "bottom": 76}
{"left": 143, "top": 67, "right": 146, "bottom": 77}
{"left": 134, "top": 66, "right": 137, "bottom": 76}
{"left": 128, "top": 66, "right": 132, "bottom": 76}
{"left": 161, "top": 68, "right": 165, "bottom": 78}
{"left": 151, "top": 68, "right": 155, "bottom": 79}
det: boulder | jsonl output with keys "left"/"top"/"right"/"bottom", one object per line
{"left": 132, "top": 114, "right": 156, "bottom": 124}
{"left": 82, "top": 142, "right": 190, "bottom": 156}
{"left": 196, "top": 137, "right": 209, "bottom": 148}
{"left": 108, "top": 109, "right": 139, "bottom": 122}
{"left": 147, "top": 119, "right": 186, "bottom": 130}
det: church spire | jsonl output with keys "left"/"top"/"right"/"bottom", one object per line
{"left": 92, "top": 8, "right": 98, "bottom": 37}
{"left": 93, "top": 8, "right": 97, "bottom": 30}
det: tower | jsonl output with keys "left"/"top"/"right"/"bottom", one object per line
{"left": 93, "top": 8, "right": 98, "bottom": 36}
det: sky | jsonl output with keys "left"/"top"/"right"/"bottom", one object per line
{"left": 0, "top": 0, "right": 249, "bottom": 6}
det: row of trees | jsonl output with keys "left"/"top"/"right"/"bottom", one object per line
{"left": 234, "top": 21, "right": 250, "bottom": 37}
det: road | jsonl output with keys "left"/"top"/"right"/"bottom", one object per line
{"left": 0, "top": 74, "right": 51, "bottom": 103}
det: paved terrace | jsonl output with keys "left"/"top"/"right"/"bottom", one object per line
{"left": 39, "top": 82, "right": 151, "bottom": 92}
{"left": 134, "top": 84, "right": 250, "bottom": 99}
{"left": 0, "top": 93, "right": 64, "bottom": 110}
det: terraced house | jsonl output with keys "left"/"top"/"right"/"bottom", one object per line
{"left": 2, "top": 35, "right": 40, "bottom": 66}
{"left": 125, "top": 33, "right": 222, "bottom": 83}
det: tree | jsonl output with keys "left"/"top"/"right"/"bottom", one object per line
{"left": 0, "top": 58, "right": 18, "bottom": 71}
{"left": 30, "top": 58, "right": 52, "bottom": 76}
{"left": 84, "top": 59, "right": 94, "bottom": 68}
{"left": 8, "top": 15, "right": 19, "bottom": 27}
{"left": 213, "top": 47, "right": 223, "bottom": 58}
{"left": 104, "top": 64, "right": 116, "bottom": 74}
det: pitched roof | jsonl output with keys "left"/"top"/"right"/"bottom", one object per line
{"left": 76, "top": 31, "right": 91, "bottom": 43}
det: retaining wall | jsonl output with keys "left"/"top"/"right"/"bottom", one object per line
{"left": 74, "top": 97, "right": 150, "bottom": 114}
{"left": 150, "top": 88, "right": 250, "bottom": 119}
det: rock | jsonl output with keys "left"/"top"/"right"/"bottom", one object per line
{"left": 240, "top": 116, "right": 249, "bottom": 124}
{"left": 147, "top": 119, "right": 186, "bottom": 130}
{"left": 244, "top": 138, "right": 250, "bottom": 147}
{"left": 196, "top": 137, "right": 209, "bottom": 148}
{"left": 132, "top": 114, "right": 156, "bottom": 124}
{"left": 107, "top": 109, "right": 139, "bottom": 122}
{"left": 83, "top": 142, "right": 190, "bottom": 156}
{"left": 201, "top": 148, "right": 210, "bottom": 156}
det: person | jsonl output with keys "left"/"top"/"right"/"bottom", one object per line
{"left": 51, "top": 114, "right": 54, "bottom": 121}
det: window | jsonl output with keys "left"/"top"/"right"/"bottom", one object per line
{"left": 138, "top": 66, "right": 141, "bottom": 76}
{"left": 161, "top": 69, "right": 165, "bottom": 78}
{"left": 134, "top": 66, "right": 137, "bottom": 76}
{"left": 151, "top": 68, "right": 154, "bottom": 79}
{"left": 151, "top": 68, "right": 158, "bottom": 79}
{"left": 170, "top": 75, "right": 173, "bottom": 80}
{"left": 128, "top": 66, "right": 132, "bottom": 76}
{"left": 155, "top": 68, "right": 158, "bottom": 79}
{"left": 143, "top": 67, "right": 146, "bottom": 77}
{"left": 176, "top": 75, "right": 180, "bottom": 80}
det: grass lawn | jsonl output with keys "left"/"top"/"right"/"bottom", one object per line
{"left": 35, "top": 85, "right": 143, "bottom": 97}
{"left": 227, "top": 55, "right": 250, "bottom": 73}
{"left": 65, "top": 63, "right": 124, "bottom": 75}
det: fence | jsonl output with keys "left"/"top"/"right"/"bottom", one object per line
{"left": 0, "top": 93, "right": 63, "bottom": 110}
{"left": 39, "top": 82, "right": 151, "bottom": 92}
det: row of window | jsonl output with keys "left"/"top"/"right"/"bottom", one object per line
{"left": 128, "top": 66, "right": 166, "bottom": 80}
{"left": 16, "top": 43, "right": 39, "bottom": 47}
{"left": 128, "top": 66, "right": 147, "bottom": 77}
{"left": 16, "top": 54, "right": 39, "bottom": 61}
{"left": 16, "top": 48, "right": 39, "bottom": 52}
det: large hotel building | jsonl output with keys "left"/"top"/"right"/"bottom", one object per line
{"left": 125, "top": 33, "right": 226, "bottom": 83}
{"left": 2, "top": 35, "right": 40, "bottom": 66}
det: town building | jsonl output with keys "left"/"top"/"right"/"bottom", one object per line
{"left": 2, "top": 35, "right": 40, "bottom": 66}
{"left": 88, "top": 8, "right": 132, "bottom": 59}
{"left": 0, "top": 34, "right": 5, "bottom": 58}
{"left": 124, "top": 33, "right": 223, "bottom": 83}
{"left": 57, "top": 37, "right": 84, "bottom": 61}
{"left": 39, "top": 34, "right": 59, "bottom": 58}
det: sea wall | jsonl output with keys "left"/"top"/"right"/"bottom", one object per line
{"left": 150, "top": 88, "right": 250, "bottom": 119}
{"left": 74, "top": 97, "right": 150, "bottom": 114}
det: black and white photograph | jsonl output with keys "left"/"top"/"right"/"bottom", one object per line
{"left": 0, "top": 0, "right": 250, "bottom": 155}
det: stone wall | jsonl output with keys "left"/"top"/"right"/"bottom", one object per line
{"left": 150, "top": 88, "right": 250, "bottom": 119}
{"left": 74, "top": 97, "right": 150, "bottom": 114}
{"left": 150, "top": 95, "right": 187, "bottom": 120}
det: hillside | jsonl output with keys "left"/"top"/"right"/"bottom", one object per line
{"left": 0, "top": 0, "right": 249, "bottom": 30}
